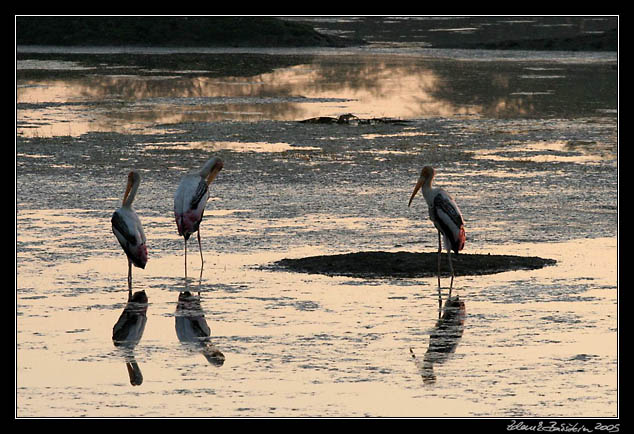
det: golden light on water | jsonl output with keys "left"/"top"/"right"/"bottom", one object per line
{"left": 16, "top": 44, "right": 618, "bottom": 417}
{"left": 17, "top": 56, "right": 484, "bottom": 138}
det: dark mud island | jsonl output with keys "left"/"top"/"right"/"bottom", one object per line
{"left": 275, "top": 251, "right": 556, "bottom": 279}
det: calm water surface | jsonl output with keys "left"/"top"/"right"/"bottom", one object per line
{"left": 16, "top": 44, "right": 618, "bottom": 417}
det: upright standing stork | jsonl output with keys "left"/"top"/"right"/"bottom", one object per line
{"left": 408, "top": 166, "right": 466, "bottom": 308}
{"left": 112, "top": 171, "right": 148, "bottom": 297}
{"left": 174, "top": 157, "right": 223, "bottom": 278}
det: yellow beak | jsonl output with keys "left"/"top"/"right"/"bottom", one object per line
{"left": 408, "top": 177, "right": 424, "bottom": 207}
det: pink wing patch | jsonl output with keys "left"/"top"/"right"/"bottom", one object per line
{"left": 175, "top": 210, "right": 203, "bottom": 239}
{"left": 457, "top": 226, "right": 466, "bottom": 252}
{"left": 136, "top": 244, "right": 148, "bottom": 269}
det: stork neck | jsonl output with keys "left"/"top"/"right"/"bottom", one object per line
{"left": 421, "top": 177, "right": 434, "bottom": 202}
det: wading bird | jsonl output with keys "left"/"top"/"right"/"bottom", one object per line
{"left": 112, "top": 171, "right": 148, "bottom": 296}
{"left": 408, "top": 166, "right": 466, "bottom": 308}
{"left": 174, "top": 157, "right": 223, "bottom": 278}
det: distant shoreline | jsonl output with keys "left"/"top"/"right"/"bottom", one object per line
{"left": 459, "top": 27, "right": 617, "bottom": 52}
{"left": 15, "top": 16, "right": 361, "bottom": 48}
{"left": 16, "top": 16, "right": 617, "bottom": 51}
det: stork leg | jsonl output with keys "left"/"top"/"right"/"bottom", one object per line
{"left": 127, "top": 258, "right": 132, "bottom": 300}
{"left": 195, "top": 230, "right": 204, "bottom": 297}
{"left": 437, "top": 231, "right": 442, "bottom": 315}
{"left": 184, "top": 238, "right": 188, "bottom": 280}
{"left": 197, "top": 266, "right": 203, "bottom": 297}
{"left": 197, "top": 229, "right": 204, "bottom": 273}
{"left": 448, "top": 250, "right": 455, "bottom": 298}
{"left": 197, "top": 230, "right": 204, "bottom": 297}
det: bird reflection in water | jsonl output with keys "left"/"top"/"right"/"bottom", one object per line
{"left": 175, "top": 289, "right": 225, "bottom": 366}
{"left": 112, "top": 290, "right": 148, "bottom": 386}
{"left": 410, "top": 295, "right": 465, "bottom": 384}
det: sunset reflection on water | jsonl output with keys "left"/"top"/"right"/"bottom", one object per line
{"left": 17, "top": 56, "right": 473, "bottom": 138}
{"left": 18, "top": 51, "right": 616, "bottom": 139}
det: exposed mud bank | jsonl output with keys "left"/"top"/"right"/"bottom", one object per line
{"left": 274, "top": 251, "right": 556, "bottom": 279}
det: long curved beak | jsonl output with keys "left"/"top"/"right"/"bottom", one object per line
{"left": 206, "top": 159, "right": 224, "bottom": 186}
{"left": 122, "top": 171, "right": 140, "bottom": 207}
{"left": 408, "top": 178, "right": 423, "bottom": 207}
{"left": 123, "top": 172, "right": 137, "bottom": 206}
{"left": 123, "top": 177, "right": 133, "bottom": 205}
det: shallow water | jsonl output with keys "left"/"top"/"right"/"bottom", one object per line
{"left": 16, "top": 43, "right": 618, "bottom": 418}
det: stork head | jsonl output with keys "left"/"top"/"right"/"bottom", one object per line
{"left": 202, "top": 157, "right": 224, "bottom": 186}
{"left": 408, "top": 166, "right": 435, "bottom": 207}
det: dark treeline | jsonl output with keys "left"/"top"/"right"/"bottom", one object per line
{"left": 15, "top": 16, "right": 359, "bottom": 47}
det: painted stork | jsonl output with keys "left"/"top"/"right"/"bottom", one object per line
{"left": 174, "top": 157, "right": 223, "bottom": 277}
{"left": 111, "top": 171, "right": 148, "bottom": 296}
{"left": 408, "top": 166, "right": 466, "bottom": 307}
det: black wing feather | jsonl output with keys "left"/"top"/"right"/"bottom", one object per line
{"left": 433, "top": 194, "right": 464, "bottom": 227}
{"left": 189, "top": 179, "right": 208, "bottom": 211}
{"left": 111, "top": 211, "right": 137, "bottom": 245}
{"left": 432, "top": 194, "right": 465, "bottom": 254}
